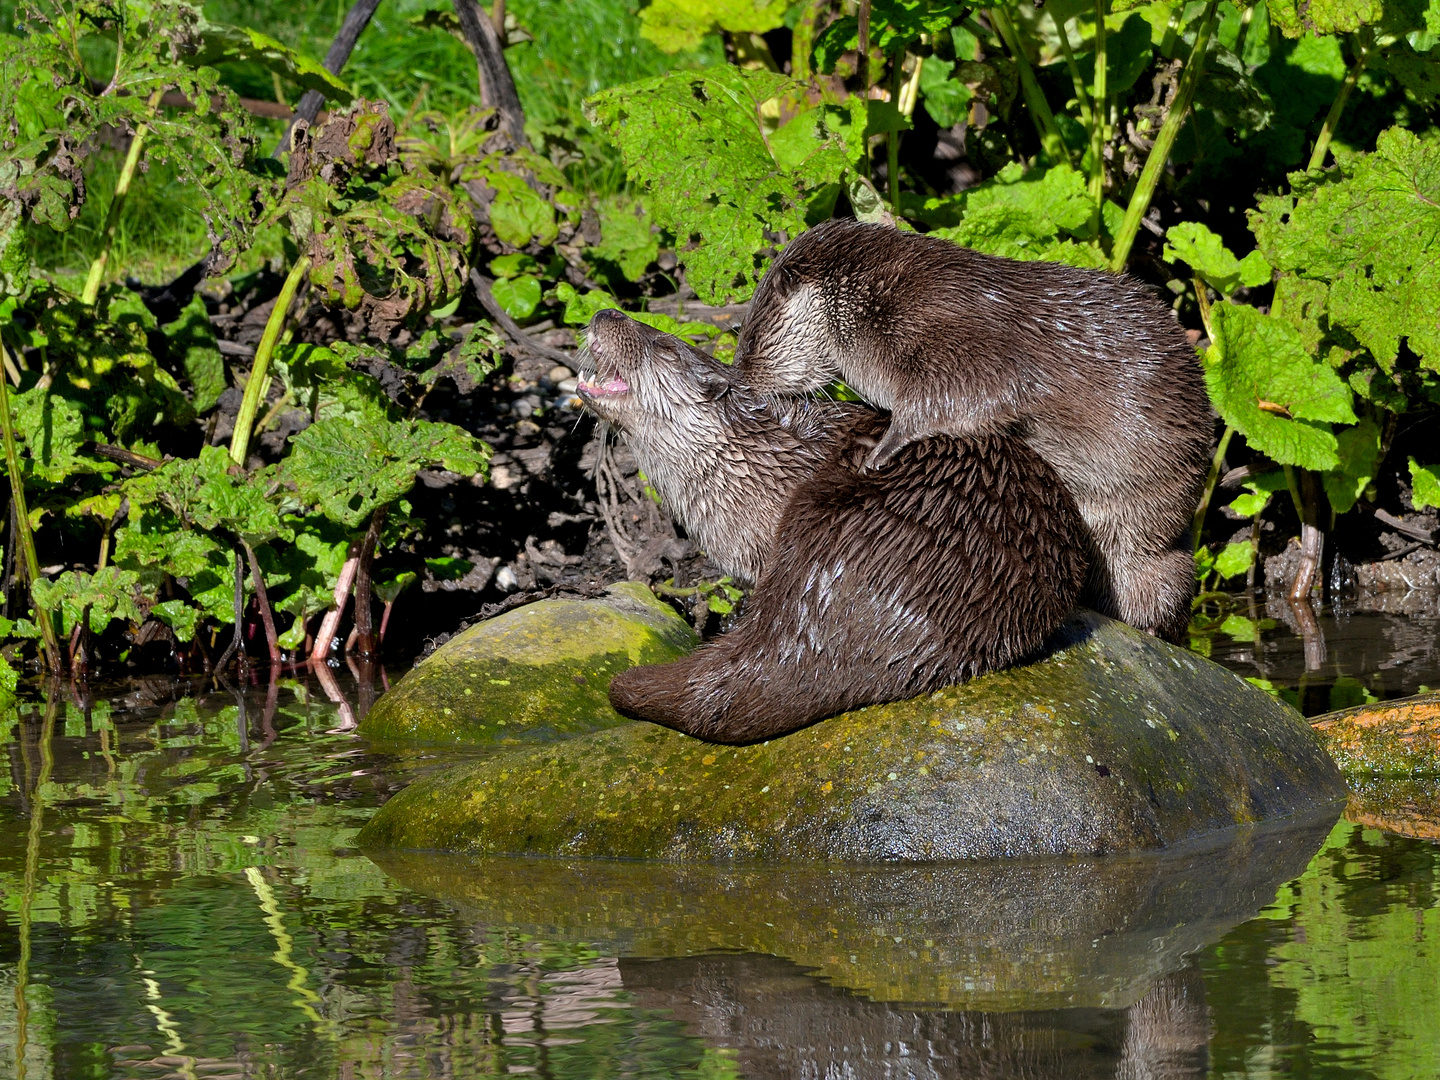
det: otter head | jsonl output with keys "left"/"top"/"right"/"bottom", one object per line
{"left": 732, "top": 226, "right": 852, "bottom": 394}
{"left": 576, "top": 308, "right": 733, "bottom": 437}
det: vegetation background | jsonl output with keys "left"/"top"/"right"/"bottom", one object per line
{"left": 0, "top": 0, "right": 1435, "bottom": 691}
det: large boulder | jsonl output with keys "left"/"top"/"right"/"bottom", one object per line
{"left": 358, "top": 612, "right": 1347, "bottom": 859}
{"left": 359, "top": 582, "right": 699, "bottom": 745}
{"left": 368, "top": 809, "right": 1335, "bottom": 1011}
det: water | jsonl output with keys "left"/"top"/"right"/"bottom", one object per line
{"left": 3, "top": 605, "right": 1440, "bottom": 1080}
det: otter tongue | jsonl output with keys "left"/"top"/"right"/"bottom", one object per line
{"left": 580, "top": 375, "right": 630, "bottom": 395}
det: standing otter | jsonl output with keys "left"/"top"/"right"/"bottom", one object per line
{"left": 732, "top": 220, "right": 1213, "bottom": 642}
{"left": 577, "top": 309, "right": 1087, "bottom": 744}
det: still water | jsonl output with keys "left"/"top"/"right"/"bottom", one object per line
{"left": 3, "top": 602, "right": 1440, "bottom": 1079}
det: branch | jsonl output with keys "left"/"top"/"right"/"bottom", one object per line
{"left": 273, "top": 0, "right": 383, "bottom": 157}
{"left": 452, "top": 0, "right": 529, "bottom": 146}
{"left": 470, "top": 270, "right": 575, "bottom": 365}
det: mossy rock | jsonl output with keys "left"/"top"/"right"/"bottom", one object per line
{"left": 1311, "top": 689, "right": 1440, "bottom": 775}
{"left": 359, "top": 612, "right": 1347, "bottom": 859}
{"left": 369, "top": 810, "right": 1335, "bottom": 1010}
{"left": 359, "top": 582, "right": 698, "bottom": 745}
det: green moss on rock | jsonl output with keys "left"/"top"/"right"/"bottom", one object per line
{"left": 359, "top": 612, "right": 1348, "bottom": 859}
{"left": 359, "top": 582, "right": 698, "bottom": 745}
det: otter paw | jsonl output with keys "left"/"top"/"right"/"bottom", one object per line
{"left": 860, "top": 427, "right": 912, "bottom": 473}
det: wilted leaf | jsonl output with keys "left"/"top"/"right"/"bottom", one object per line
{"left": 639, "top": 0, "right": 790, "bottom": 52}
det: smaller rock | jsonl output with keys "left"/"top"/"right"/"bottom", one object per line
{"left": 1311, "top": 689, "right": 1440, "bottom": 775}
{"left": 359, "top": 582, "right": 698, "bottom": 745}
{"left": 548, "top": 365, "right": 574, "bottom": 384}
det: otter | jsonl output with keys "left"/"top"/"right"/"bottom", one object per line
{"left": 732, "top": 220, "right": 1213, "bottom": 642}
{"left": 577, "top": 308, "right": 1087, "bottom": 744}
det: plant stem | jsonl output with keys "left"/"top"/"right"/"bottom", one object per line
{"left": 1090, "top": 0, "right": 1108, "bottom": 206}
{"left": 0, "top": 342, "right": 61, "bottom": 674}
{"left": 791, "top": 0, "right": 827, "bottom": 81}
{"left": 1308, "top": 33, "right": 1369, "bottom": 172}
{"left": 989, "top": 5, "right": 1070, "bottom": 166}
{"left": 1233, "top": 2, "right": 1255, "bottom": 62}
{"left": 243, "top": 541, "right": 282, "bottom": 666}
{"left": 1194, "top": 276, "right": 1213, "bottom": 338}
{"left": 1192, "top": 425, "right": 1233, "bottom": 549}
{"left": 857, "top": 0, "right": 872, "bottom": 96}
{"left": 1109, "top": 0, "right": 1219, "bottom": 271}
{"left": 310, "top": 545, "right": 359, "bottom": 665}
{"left": 352, "top": 505, "right": 387, "bottom": 659}
{"left": 82, "top": 89, "right": 164, "bottom": 306}
{"left": 274, "top": 0, "right": 383, "bottom": 156}
{"left": 887, "top": 61, "right": 903, "bottom": 210}
{"left": 1055, "top": 16, "right": 1094, "bottom": 132}
{"left": 230, "top": 255, "right": 310, "bottom": 467}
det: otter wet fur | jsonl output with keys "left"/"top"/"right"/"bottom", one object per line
{"left": 733, "top": 219, "right": 1213, "bottom": 642}
{"left": 577, "top": 309, "right": 1087, "bottom": 744}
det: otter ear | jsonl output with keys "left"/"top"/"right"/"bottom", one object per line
{"left": 696, "top": 366, "right": 732, "bottom": 401}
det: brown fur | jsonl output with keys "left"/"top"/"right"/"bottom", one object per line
{"left": 733, "top": 220, "right": 1214, "bottom": 642}
{"left": 578, "top": 310, "right": 1087, "bottom": 744}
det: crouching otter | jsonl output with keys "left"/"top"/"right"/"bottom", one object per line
{"left": 732, "top": 219, "right": 1213, "bottom": 642}
{"left": 577, "top": 308, "right": 1087, "bottom": 744}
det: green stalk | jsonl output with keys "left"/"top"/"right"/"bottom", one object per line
{"left": 989, "top": 5, "right": 1070, "bottom": 166}
{"left": 0, "top": 342, "right": 62, "bottom": 674}
{"left": 1090, "top": 0, "right": 1108, "bottom": 206}
{"left": 888, "top": 61, "right": 904, "bottom": 210}
{"left": 1307, "top": 33, "right": 1370, "bottom": 172}
{"left": 81, "top": 89, "right": 163, "bottom": 306}
{"left": 1109, "top": 0, "right": 1220, "bottom": 271}
{"left": 1055, "top": 16, "right": 1094, "bottom": 132}
{"left": 1192, "top": 425, "right": 1233, "bottom": 549}
{"left": 229, "top": 256, "right": 310, "bottom": 467}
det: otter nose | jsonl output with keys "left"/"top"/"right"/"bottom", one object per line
{"left": 591, "top": 307, "right": 625, "bottom": 324}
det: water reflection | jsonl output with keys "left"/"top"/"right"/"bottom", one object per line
{"left": 0, "top": 680, "right": 1438, "bottom": 1078}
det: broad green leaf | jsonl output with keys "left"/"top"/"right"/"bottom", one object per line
{"left": 123, "top": 446, "right": 290, "bottom": 547}
{"left": 1074, "top": 13, "right": 1155, "bottom": 95}
{"left": 491, "top": 274, "right": 542, "bottom": 320}
{"left": 285, "top": 415, "right": 491, "bottom": 529}
{"left": 1203, "top": 302, "right": 1355, "bottom": 470}
{"left": 1253, "top": 126, "right": 1440, "bottom": 372}
{"left": 31, "top": 568, "right": 146, "bottom": 636}
{"left": 1266, "top": 0, "right": 1430, "bottom": 37}
{"left": 1220, "top": 613, "right": 1262, "bottom": 641}
{"left": 812, "top": 1, "right": 965, "bottom": 65}
{"left": 1410, "top": 457, "right": 1440, "bottom": 509}
{"left": 590, "top": 196, "right": 660, "bottom": 283}
{"left": 928, "top": 163, "right": 1105, "bottom": 267}
{"left": 1322, "top": 415, "right": 1382, "bottom": 514}
{"left": 1213, "top": 540, "right": 1257, "bottom": 580}
{"left": 639, "top": 0, "right": 790, "bottom": 52}
{"left": 10, "top": 389, "right": 112, "bottom": 485}
{"left": 918, "top": 57, "right": 974, "bottom": 129}
{"left": 1228, "top": 470, "right": 1288, "bottom": 517}
{"left": 490, "top": 253, "right": 541, "bottom": 278}
{"left": 1163, "top": 222, "right": 1272, "bottom": 296}
{"left": 586, "top": 66, "right": 858, "bottom": 303}
{"left": 425, "top": 556, "right": 474, "bottom": 581}
{"left": 152, "top": 599, "right": 203, "bottom": 643}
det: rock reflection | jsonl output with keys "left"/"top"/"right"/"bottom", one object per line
{"left": 620, "top": 955, "right": 1210, "bottom": 1080}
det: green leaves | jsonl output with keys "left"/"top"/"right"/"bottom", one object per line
{"left": 639, "top": 0, "right": 790, "bottom": 52}
{"left": 285, "top": 415, "right": 490, "bottom": 530}
{"left": 31, "top": 568, "right": 146, "bottom": 636}
{"left": 927, "top": 163, "right": 1107, "bottom": 268}
{"left": 1266, "top": 0, "right": 1431, "bottom": 37}
{"left": 1163, "top": 222, "right": 1273, "bottom": 296}
{"left": 1410, "top": 458, "right": 1440, "bottom": 509}
{"left": 1203, "top": 302, "right": 1356, "bottom": 470}
{"left": 1254, "top": 127, "right": 1440, "bottom": 373}
{"left": 586, "top": 67, "right": 861, "bottom": 304}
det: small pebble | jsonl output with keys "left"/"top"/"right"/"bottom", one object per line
{"left": 495, "top": 566, "right": 519, "bottom": 592}
{"left": 558, "top": 377, "right": 579, "bottom": 394}
{"left": 548, "top": 365, "right": 574, "bottom": 384}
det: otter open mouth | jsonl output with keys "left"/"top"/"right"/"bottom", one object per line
{"left": 575, "top": 373, "right": 630, "bottom": 399}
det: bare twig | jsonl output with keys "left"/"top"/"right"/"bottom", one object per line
{"left": 353, "top": 505, "right": 387, "bottom": 658}
{"left": 470, "top": 270, "right": 575, "bottom": 365}
{"left": 89, "top": 443, "right": 164, "bottom": 470}
{"left": 273, "top": 0, "right": 383, "bottom": 157}
{"left": 452, "top": 0, "right": 529, "bottom": 145}
{"left": 243, "top": 541, "right": 282, "bottom": 666}
{"left": 214, "top": 548, "right": 245, "bottom": 670}
{"left": 1372, "top": 506, "right": 1438, "bottom": 546}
